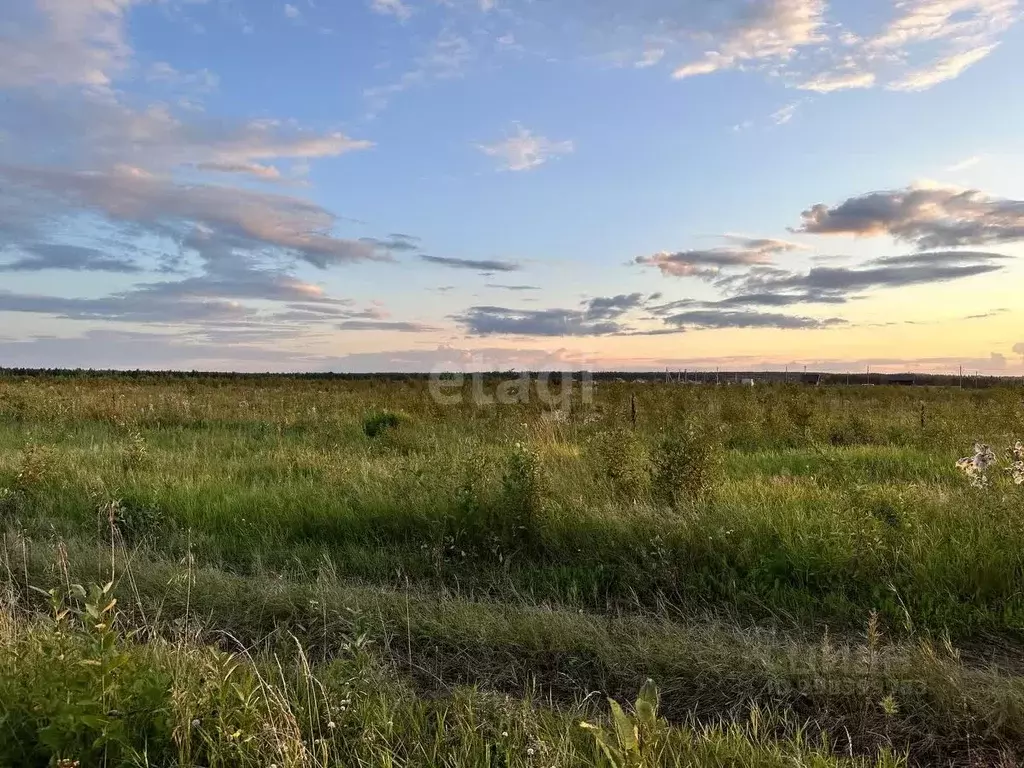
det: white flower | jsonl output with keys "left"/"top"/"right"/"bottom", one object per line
{"left": 527, "top": 748, "right": 535, "bottom": 756}
{"left": 501, "top": 731, "right": 509, "bottom": 738}
{"left": 957, "top": 443, "right": 997, "bottom": 488}
{"left": 191, "top": 718, "right": 201, "bottom": 728}
{"left": 328, "top": 721, "right": 336, "bottom": 729}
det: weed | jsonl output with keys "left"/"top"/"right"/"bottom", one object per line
{"left": 652, "top": 423, "right": 723, "bottom": 507}
{"left": 498, "top": 441, "right": 548, "bottom": 549}
{"left": 15, "top": 442, "right": 52, "bottom": 495}
{"left": 581, "top": 680, "right": 664, "bottom": 768}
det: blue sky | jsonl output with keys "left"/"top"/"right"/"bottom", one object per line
{"left": 1, "top": 0, "right": 1023, "bottom": 373}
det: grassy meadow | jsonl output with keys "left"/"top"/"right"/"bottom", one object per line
{"left": 2, "top": 372, "right": 1024, "bottom": 767}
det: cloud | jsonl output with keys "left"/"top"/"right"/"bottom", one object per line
{"left": 649, "top": 250, "right": 1012, "bottom": 318}
{"left": 146, "top": 62, "right": 219, "bottom": 93}
{"left": 635, "top": 236, "right": 804, "bottom": 278}
{"left": 671, "top": 0, "right": 827, "bottom": 79}
{"left": 798, "top": 0, "right": 1016, "bottom": 93}
{"left": 0, "top": 164, "right": 388, "bottom": 270}
{"left": 1, "top": 87, "right": 373, "bottom": 180}
{"left": 0, "top": 0, "right": 137, "bottom": 88}
{"left": 0, "top": 243, "right": 141, "bottom": 273}
{"left": 584, "top": 293, "right": 646, "bottom": 320}
{"left": 636, "top": 48, "right": 666, "bottom": 68}
{"left": 0, "top": 289, "right": 257, "bottom": 325}
{"left": 420, "top": 255, "right": 521, "bottom": 272}
{"left": 797, "top": 185, "right": 1024, "bottom": 249}
{"left": 797, "top": 71, "right": 876, "bottom": 92}
{"left": 945, "top": 155, "right": 984, "bottom": 173}
{"left": 477, "top": 124, "right": 574, "bottom": 171}
{"left": 364, "top": 29, "right": 473, "bottom": 113}
{"left": 455, "top": 293, "right": 648, "bottom": 336}
{"left": 0, "top": 330, "right": 326, "bottom": 371}
{"left": 486, "top": 284, "right": 541, "bottom": 291}
{"left": 337, "top": 320, "right": 435, "bottom": 332}
{"left": 887, "top": 44, "right": 998, "bottom": 90}
{"left": 662, "top": 309, "right": 844, "bottom": 330}
{"left": 457, "top": 306, "right": 624, "bottom": 336}
{"left": 771, "top": 103, "right": 800, "bottom": 125}
{"left": 482, "top": 0, "right": 1012, "bottom": 93}
{"left": 284, "top": 4, "right": 301, "bottom": 19}
{"left": 370, "top": 0, "right": 413, "bottom": 21}
{"left": 719, "top": 250, "right": 1010, "bottom": 303}
{"left": 196, "top": 162, "right": 282, "bottom": 180}
{"left": 1014, "top": 342, "right": 1024, "bottom": 358}
{"left": 362, "top": 234, "right": 422, "bottom": 253}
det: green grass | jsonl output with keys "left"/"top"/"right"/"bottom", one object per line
{"left": 2, "top": 373, "right": 1024, "bottom": 765}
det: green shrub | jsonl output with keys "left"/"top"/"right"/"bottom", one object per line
{"left": 362, "top": 409, "right": 406, "bottom": 438}
{"left": 652, "top": 424, "right": 722, "bottom": 507}
{"left": 498, "top": 442, "right": 548, "bottom": 548}
{"left": 591, "top": 427, "right": 651, "bottom": 501}
{"left": 99, "top": 498, "right": 169, "bottom": 544}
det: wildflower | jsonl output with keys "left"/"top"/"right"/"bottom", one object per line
{"left": 191, "top": 718, "right": 201, "bottom": 728}
{"left": 957, "top": 443, "right": 997, "bottom": 488}
{"left": 328, "top": 721, "right": 336, "bottom": 729}
{"left": 1007, "top": 441, "right": 1024, "bottom": 486}
{"left": 501, "top": 731, "right": 509, "bottom": 738}
{"left": 527, "top": 748, "right": 535, "bottom": 756}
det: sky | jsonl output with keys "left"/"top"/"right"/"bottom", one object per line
{"left": 1, "top": 0, "right": 1023, "bottom": 374}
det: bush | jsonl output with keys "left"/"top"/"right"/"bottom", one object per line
{"left": 591, "top": 427, "right": 651, "bottom": 501}
{"left": 498, "top": 442, "right": 548, "bottom": 548}
{"left": 652, "top": 424, "right": 722, "bottom": 508}
{"left": 362, "top": 409, "right": 406, "bottom": 438}
{"left": 99, "top": 498, "right": 169, "bottom": 544}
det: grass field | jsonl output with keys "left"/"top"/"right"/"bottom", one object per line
{"left": 2, "top": 372, "right": 1024, "bottom": 766}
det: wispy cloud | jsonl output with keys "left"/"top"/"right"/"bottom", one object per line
{"left": 798, "top": 71, "right": 876, "bottom": 93}
{"left": 945, "top": 155, "right": 984, "bottom": 173}
{"left": 421, "top": 255, "right": 521, "bottom": 272}
{"left": 635, "top": 236, "right": 805, "bottom": 279}
{"left": 477, "top": 124, "right": 574, "bottom": 172}
{"left": 887, "top": 44, "right": 998, "bottom": 91}
{"left": 370, "top": 0, "right": 413, "bottom": 21}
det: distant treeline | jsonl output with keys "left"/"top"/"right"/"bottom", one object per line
{"left": 0, "top": 367, "right": 1021, "bottom": 388}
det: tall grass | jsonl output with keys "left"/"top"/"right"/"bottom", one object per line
{"left": 2, "top": 373, "right": 1024, "bottom": 765}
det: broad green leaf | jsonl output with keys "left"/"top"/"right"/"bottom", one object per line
{"left": 609, "top": 699, "right": 638, "bottom": 754}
